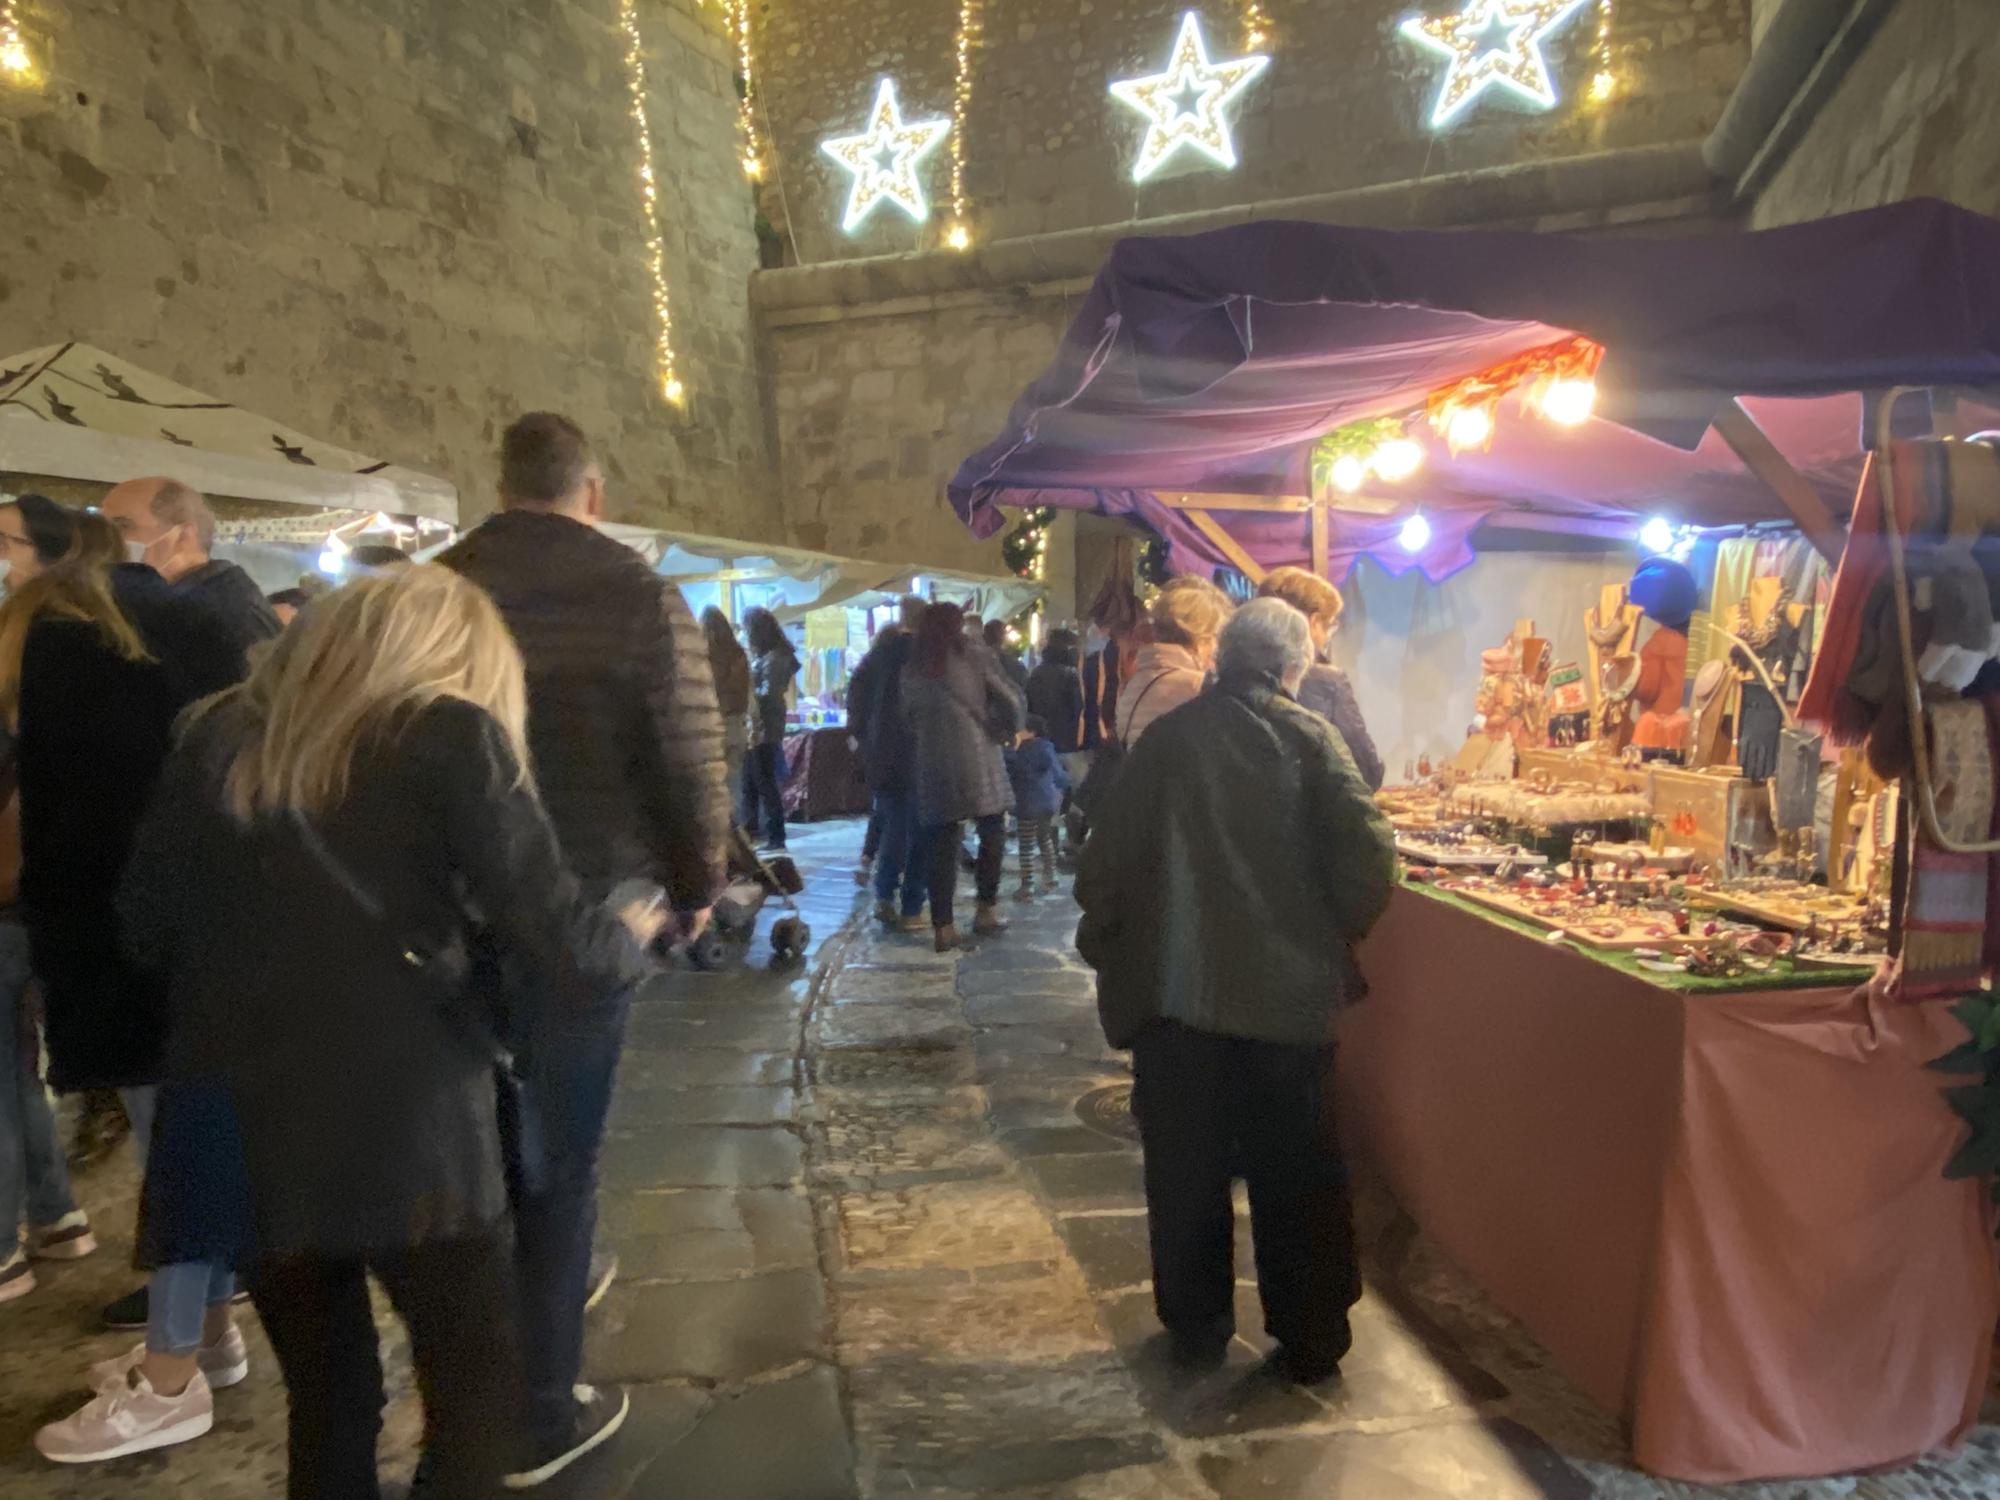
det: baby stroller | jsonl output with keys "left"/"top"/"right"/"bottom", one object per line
{"left": 684, "top": 826, "right": 811, "bottom": 969}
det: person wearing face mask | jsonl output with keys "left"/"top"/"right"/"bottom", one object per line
{"left": 99, "top": 477, "right": 280, "bottom": 671}
{"left": 1256, "top": 568, "right": 1384, "bottom": 791}
{"left": 1115, "top": 578, "right": 1234, "bottom": 748}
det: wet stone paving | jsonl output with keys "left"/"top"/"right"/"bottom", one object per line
{"left": 4, "top": 815, "right": 2000, "bottom": 1497}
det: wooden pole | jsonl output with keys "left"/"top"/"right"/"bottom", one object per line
{"left": 1310, "top": 503, "right": 1330, "bottom": 579}
{"left": 1713, "top": 399, "right": 1846, "bottom": 563}
{"left": 1183, "top": 508, "right": 1268, "bottom": 584}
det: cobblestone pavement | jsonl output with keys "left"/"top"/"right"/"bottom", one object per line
{"left": 5, "top": 816, "right": 2000, "bottom": 1498}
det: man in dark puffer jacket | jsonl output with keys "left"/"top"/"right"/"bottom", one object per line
{"left": 442, "top": 412, "right": 729, "bottom": 1486}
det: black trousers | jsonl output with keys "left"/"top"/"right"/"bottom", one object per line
{"left": 923, "top": 814, "right": 1005, "bottom": 929}
{"left": 249, "top": 1232, "right": 521, "bottom": 1500}
{"left": 740, "top": 742, "right": 787, "bottom": 847}
{"left": 1131, "top": 1020, "right": 1360, "bottom": 1361}
{"left": 861, "top": 808, "right": 883, "bottom": 862}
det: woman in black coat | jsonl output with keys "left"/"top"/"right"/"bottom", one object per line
{"left": 108, "top": 567, "right": 655, "bottom": 1497}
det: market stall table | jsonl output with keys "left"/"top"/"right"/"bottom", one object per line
{"left": 1339, "top": 881, "right": 1995, "bottom": 1482}
{"left": 781, "top": 727, "right": 870, "bottom": 822}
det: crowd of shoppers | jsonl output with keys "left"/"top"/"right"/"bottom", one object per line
{"left": 0, "top": 409, "right": 729, "bottom": 1493}
{"left": 0, "top": 400, "right": 1397, "bottom": 1487}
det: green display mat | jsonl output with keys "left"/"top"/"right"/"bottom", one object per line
{"left": 1401, "top": 877, "right": 1877, "bottom": 996}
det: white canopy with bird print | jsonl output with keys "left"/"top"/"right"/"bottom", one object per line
{"left": 0, "top": 341, "right": 457, "bottom": 523}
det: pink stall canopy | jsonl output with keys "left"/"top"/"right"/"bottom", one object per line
{"left": 946, "top": 198, "right": 2000, "bottom": 582}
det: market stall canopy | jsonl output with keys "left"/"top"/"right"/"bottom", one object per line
{"left": 948, "top": 198, "right": 2000, "bottom": 582}
{"left": 0, "top": 342, "right": 458, "bottom": 523}
{"left": 599, "top": 522, "right": 1043, "bottom": 621}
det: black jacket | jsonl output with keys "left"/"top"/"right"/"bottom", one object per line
{"left": 848, "top": 630, "right": 917, "bottom": 792}
{"left": 441, "top": 511, "right": 730, "bottom": 910}
{"left": 19, "top": 567, "right": 247, "bottom": 1091}
{"left": 120, "top": 697, "right": 649, "bottom": 1260}
{"left": 177, "top": 559, "right": 281, "bottom": 670}
{"left": 1025, "top": 661, "right": 1085, "bottom": 753}
{"left": 1076, "top": 671, "right": 1395, "bottom": 1051}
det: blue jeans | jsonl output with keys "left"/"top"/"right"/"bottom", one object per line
{"left": 121, "top": 1085, "right": 237, "bottom": 1356}
{"left": 0, "top": 924, "right": 78, "bottom": 1245}
{"left": 871, "top": 789, "right": 926, "bottom": 917}
{"left": 504, "top": 991, "right": 631, "bottom": 1446}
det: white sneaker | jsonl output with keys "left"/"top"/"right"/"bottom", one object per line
{"left": 90, "top": 1326, "right": 250, "bottom": 1393}
{"left": 28, "top": 1210, "right": 98, "bottom": 1261}
{"left": 36, "top": 1365, "right": 214, "bottom": 1463}
{"left": 0, "top": 1248, "right": 34, "bottom": 1303}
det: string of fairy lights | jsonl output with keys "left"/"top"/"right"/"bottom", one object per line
{"left": 1, "top": 0, "right": 34, "bottom": 78}
{"left": 944, "top": 0, "right": 982, "bottom": 252}
{"left": 617, "top": 0, "right": 684, "bottom": 407}
{"left": 728, "top": 0, "right": 763, "bottom": 180}
{"left": 1242, "top": 0, "right": 1271, "bottom": 52}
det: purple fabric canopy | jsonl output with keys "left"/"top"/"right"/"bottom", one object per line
{"left": 947, "top": 198, "right": 2000, "bottom": 581}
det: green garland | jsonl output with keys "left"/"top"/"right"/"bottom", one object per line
{"left": 1002, "top": 505, "right": 1054, "bottom": 578}
{"left": 1930, "top": 992, "right": 2000, "bottom": 1196}
{"left": 1310, "top": 416, "right": 1409, "bottom": 493}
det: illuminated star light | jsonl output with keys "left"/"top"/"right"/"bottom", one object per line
{"left": 1399, "top": 0, "right": 1594, "bottom": 129}
{"left": 821, "top": 78, "right": 952, "bottom": 233}
{"left": 1110, "top": 11, "right": 1269, "bottom": 183}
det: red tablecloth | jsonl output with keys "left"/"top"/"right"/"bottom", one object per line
{"left": 781, "top": 728, "right": 870, "bottom": 822}
{"left": 1340, "top": 885, "right": 1995, "bottom": 1483}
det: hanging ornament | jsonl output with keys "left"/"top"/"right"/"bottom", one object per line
{"left": 1109, "top": 11, "right": 1269, "bottom": 183}
{"left": 1398, "top": 0, "right": 1594, "bottom": 129}
{"left": 820, "top": 78, "right": 952, "bottom": 233}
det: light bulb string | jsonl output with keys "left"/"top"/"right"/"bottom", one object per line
{"left": 619, "top": 0, "right": 684, "bottom": 403}
{"left": 948, "top": 0, "right": 982, "bottom": 242}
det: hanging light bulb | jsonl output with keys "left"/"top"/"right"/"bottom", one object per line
{"left": 1542, "top": 378, "right": 1598, "bottom": 427}
{"left": 1445, "top": 404, "right": 1493, "bottom": 449}
{"left": 1638, "top": 516, "right": 1674, "bottom": 555}
{"left": 1372, "top": 438, "right": 1425, "bottom": 482}
{"left": 1398, "top": 512, "right": 1432, "bottom": 553}
{"left": 945, "top": 222, "right": 971, "bottom": 251}
{"left": 1330, "top": 454, "right": 1366, "bottom": 493}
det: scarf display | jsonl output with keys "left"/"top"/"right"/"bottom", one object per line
{"left": 1891, "top": 698, "right": 1995, "bottom": 1000}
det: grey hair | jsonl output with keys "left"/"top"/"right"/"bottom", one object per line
{"left": 149, "top": 479, "right": 215, "bottom": 553}
{"left": 1217, "top": 597, "right": 1314, "bottom": 689}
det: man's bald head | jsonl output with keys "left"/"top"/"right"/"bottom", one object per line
{"left": 101, "top": 476, "right": 215, "bottom": 576}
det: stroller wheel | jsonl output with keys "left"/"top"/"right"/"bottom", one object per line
{"left": 770, "top": 917, "right": 810, "bottom": 961}
{"left": 687, "top": 927, "right": 730, "bottom": 971}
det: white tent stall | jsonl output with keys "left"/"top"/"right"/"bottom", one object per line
{"left": 0, "top": 342, "right": 457, "bottom": 591}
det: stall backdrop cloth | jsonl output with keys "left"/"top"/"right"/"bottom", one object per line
{"left": 948, "top": 199, "right": 2000, "bottom": 582}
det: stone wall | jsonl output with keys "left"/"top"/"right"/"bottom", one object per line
{"left": 0, "top": 0, "right": 777, "bottom": 537}
{"left": 1749, "top": 0, "right": 2000, "bottom": 225}
{"left": 750, "top": 0, "right": 1750, "bottom": 263}
{"left": 761, "top": 288, "right": 1074, "bottom": 574}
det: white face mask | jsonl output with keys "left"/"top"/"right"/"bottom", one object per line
{"left": 126, "top": 539, "right": 150, "bottom": 565}
{"left": 0, "top": 559, "right": 12, "bottom": 590}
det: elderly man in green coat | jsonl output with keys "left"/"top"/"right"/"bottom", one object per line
{"left": 1076, "top": 596, "right": 1396, "bottom": 1386}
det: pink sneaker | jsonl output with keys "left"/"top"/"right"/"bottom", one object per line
{"left": 36, "top": 1365, "right": 214, "bottom": 1463}
{"left": 91, "top": 1326, "right": 250, "bottom": 1392}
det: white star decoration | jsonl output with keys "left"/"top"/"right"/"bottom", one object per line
{"left": 1399, "top": 0, "right": 1593, "bottom": 128}
{"left": 820, "top": 78, "right": 952, "bottom": 233}
{"left": 1109, "top": 12, "right": 1269, "bottom": 183}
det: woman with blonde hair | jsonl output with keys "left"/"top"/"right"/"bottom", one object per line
{"left": 1116, "top": 577, "right": 1234, "bottom": 747}
{"left": 1257, "top": 567, "right": 1384, "bottom": 790}
{"left": 81, "top": 566, "right": 655, "bottom": 1495}
{"left": 6, "top": 505, "right": 249, "bottom": 1443}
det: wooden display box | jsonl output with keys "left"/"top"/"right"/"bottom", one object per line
{"left": 1518, "top": 746, "right": 1648, "bottom": 793}
{"left": 1647, "top": 766, "right": 1775, "bottom": 879}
